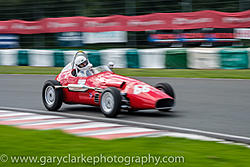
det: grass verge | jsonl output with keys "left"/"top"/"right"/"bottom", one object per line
{"left": 0, "top": 66, "right": 250, "bottom": 79}
{"left": 0, "top": 125, "right": 249, "bottom": 166}
{"left": 113, "top": 68, "right": 250, "bottom": 79}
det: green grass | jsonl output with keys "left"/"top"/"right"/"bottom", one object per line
{"left": 113, "top": 68, "right": 250, "bottom": 79}
{"left": 0, "top": 66, "right": 62, "bottom": 75}
{"left": 0, "top": 125, "right": 249, "bottom": 166}
{"left": 0, "top": 66, "right": 250, "bottom": 79}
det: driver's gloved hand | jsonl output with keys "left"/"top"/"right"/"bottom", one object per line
{"left": 86, "top": 70, "right": 92, "bottom": 76}
{"left": 71, "top": 69, "right": 77, "bottom": 77}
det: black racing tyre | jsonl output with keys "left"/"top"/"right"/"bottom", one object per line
{"left": 155, "top": 82, "right": 175, "bottom": 112}
{"left": 42, "top": 80, "right": 63, "bottom": 111}
{"left": 100, "top": 87, "right": 122, "bottom": 118}
{"left": 155, "top": 82, "right": 175, "bottom": 98}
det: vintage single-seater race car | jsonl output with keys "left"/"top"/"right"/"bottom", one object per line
{"left": 42, "top": 51, "right": 175, "bottom": 117}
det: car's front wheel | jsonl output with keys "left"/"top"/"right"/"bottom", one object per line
{"left": 155, "top": 82, "right": 175, "bottom": 112}
{"left": 100, "top": 87, "right": 121, "bottom": 118}
{"left": 42, "top": 80, "right": 63, "bottom": 111}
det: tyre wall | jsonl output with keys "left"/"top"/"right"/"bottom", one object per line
{"left": 0, "top": 48, "right": 249, "bottom": 69}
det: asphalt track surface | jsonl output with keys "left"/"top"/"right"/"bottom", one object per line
{"left": 0, "top": 74, "right": 250, "bottom": 139}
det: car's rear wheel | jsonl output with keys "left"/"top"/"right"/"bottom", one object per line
{"left": 42, "top": 80, "right": 63, "bottom": 111}
{"left": 155, "top": 82, "right": 175, "bottom": 112}
{"left": 100, "top": 87, "right": 121, "bottom": 118}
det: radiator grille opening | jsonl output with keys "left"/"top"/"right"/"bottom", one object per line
{"left": 156, "top": 98, "right": 174, "bottom": 109}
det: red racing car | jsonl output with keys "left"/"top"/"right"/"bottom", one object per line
{"left": 42, "top": 51, "right": 175, "bottom": 117}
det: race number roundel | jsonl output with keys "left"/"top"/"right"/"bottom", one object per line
{"left": 133, "top": 85, "right": 150, "bottom": 94}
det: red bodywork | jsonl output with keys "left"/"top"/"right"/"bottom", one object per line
{"left": 56, "top": 69, "right": 174, "bottom": 110}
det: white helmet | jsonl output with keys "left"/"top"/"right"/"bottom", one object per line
{"left": 75, "top": 56, "right": 92, "bottom": 70}
{"left": 108, "top": 62, "right": 114, "bottom": 69}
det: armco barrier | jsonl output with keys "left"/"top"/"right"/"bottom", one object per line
{"left": 88, "top": 51, "right": 101, "bottom": 67}
{"left": 248, "top": 48, "right": 250, "bottom": 68}
{"left": 29, "top": 50, "right": 54, "bottom": 66}
{"left": 187, "top": 48, "right": 221, "bottom": 69}
{"left": 99, "top": 49, "right": 132, "bottom": 68}
{"left": 0, "top": 49, "right": 17, "bottom": 66}
{"left": 165, "top": 49, "right": 187, "bottom": 69}
{"left": 126, "top": 49, "right": 140, "bottom": 68}
{"left": 53, "top": 51, "right": 65, "bottom": 67}
{"left": 63, "top": 50, "right": 77, "bottom": 66}
{"left": 0, "top": 48, "right": 249, "bottom": 69}
{"left": 138, "top": 48, "right": 171, "bottom": 68}
{"left": 219, "top": 49, "right": 249, "bottom": 69}
{"left": 17, "top": 50, "right": 29, "bottom": 66}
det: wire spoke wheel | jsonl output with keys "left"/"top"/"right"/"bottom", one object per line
{"left": 42, "top": 80, "right": 63, "bottom": 111}
{"left": 100, "top": 87, "right": 121, "bottom": 118}
{"left": 45, "top": 86, "right": 56, "bottom": 106}
{"left": 101, "top": 92, "right": 115, "bottom": 114}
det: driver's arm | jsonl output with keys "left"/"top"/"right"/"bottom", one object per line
{"left": 77, "top": 70, "right": 86, "bottom": 77}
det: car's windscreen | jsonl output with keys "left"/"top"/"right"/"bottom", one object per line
{"left": 61, "top": 63, "right": 72, "bottom": 72}
{"left": 91, "top": 65, "right": 112, "bottom": 74}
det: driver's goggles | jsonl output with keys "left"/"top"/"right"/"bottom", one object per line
{"left": 78, "top": 60, "right": 88, "bottom": 68}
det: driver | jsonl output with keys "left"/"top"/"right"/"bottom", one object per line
{"left": 74, "top": 53, "right": 93, "bottom": 77}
